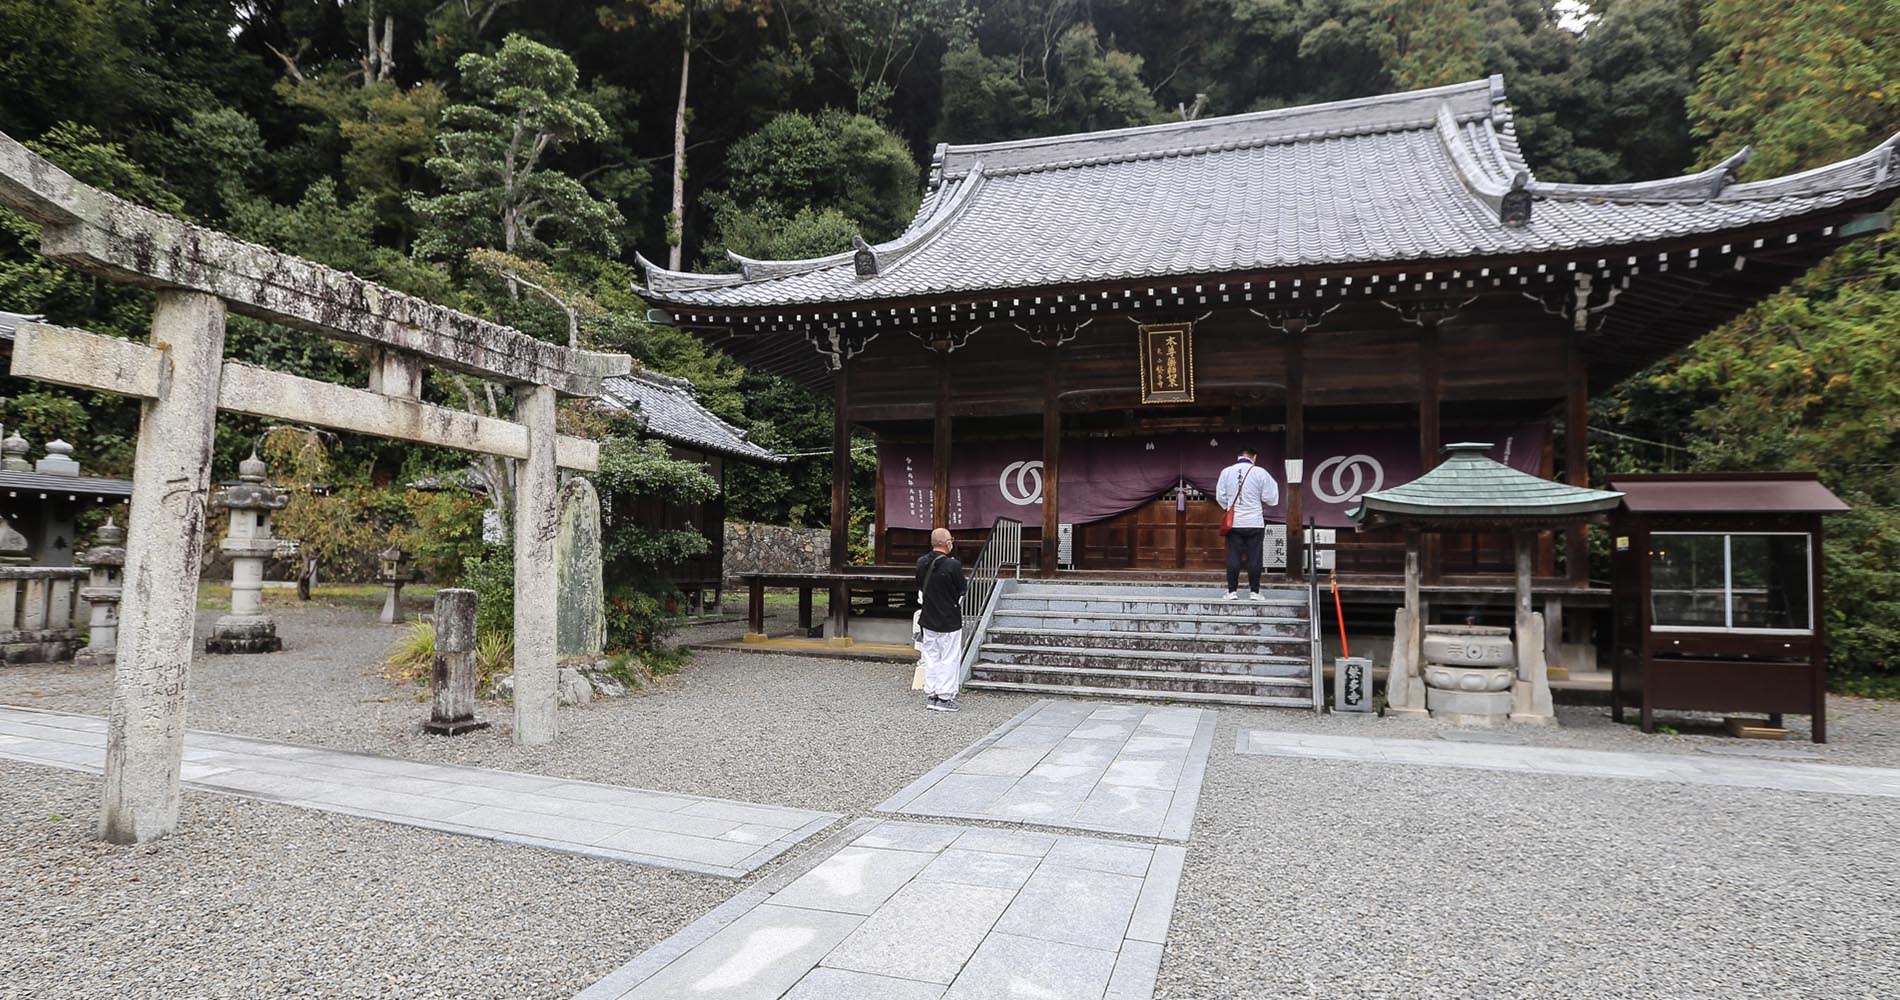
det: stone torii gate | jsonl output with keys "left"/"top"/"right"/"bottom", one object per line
{"left": 0, "top": 131, "right": 630, "bottom": 844}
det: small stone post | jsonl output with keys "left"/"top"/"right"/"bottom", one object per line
{"left": 206, "top": 452, "right": 288, "bottom": 654}
{"left": 378, "top": 543, "right": 413, "bottom": 624}
{"left": 425, "top": 588, "right": 488, "bottom": 735}
{"left": 102, "top": 289, "right": 226, "bottom": 845}
{"left": 1384, "top": 527, "right": 1430, "bottom": 716}
{"left": 1509, "top": 530, "right": 1556, "bottom": 724}
{"left": 75, "top": 518, "right": 126, "bottom": 667}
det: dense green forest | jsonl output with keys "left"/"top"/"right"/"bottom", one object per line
{"left": 0, "top": 0, "right": 1895, "bottom": 681}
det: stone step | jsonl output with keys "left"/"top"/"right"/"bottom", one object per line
{"left": 971, "top": 662, "right": 1311, "bottom": 697}
{"left": 990, "top": 609, "right": 1310, "bottom": 637}
{"left": 1009, "top": 583, "right": 1310, "bottom": 601}
{"left": 985, "top": 626, "right": 1311, "bottom": 658}
{"left": 998, "top": 596, "right": 1310, "bottom": 619}
{"left": 962, "top": 677, "right": 1314, "bottom": 709}
{"left": 979, "top": 643, "right": 1311, "bottom": 677}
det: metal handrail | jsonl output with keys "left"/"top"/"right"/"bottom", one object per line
{"left": 961, "top": 517, "right": 1023, "bottom": 653}
{"left": 1307, "top": 517, "right": 1324, "bottom": 713}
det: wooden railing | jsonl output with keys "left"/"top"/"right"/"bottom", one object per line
{"left": 961, "top": 517, "right": 1023, "bottom": 655}
{"left": 1304, "top": 519, "right": 1325, "bottom": 713}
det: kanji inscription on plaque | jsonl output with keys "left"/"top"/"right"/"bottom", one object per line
{"left": 1138, "top": 321, "right": 1195, "bottom": 404}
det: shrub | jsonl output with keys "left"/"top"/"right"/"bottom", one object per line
{"left": 460, "top": 545, "right": 516, "bottom": 641}
{"left": 382, "top": 619, "right": 436, "bottom": 684}
{"left": 475, "top": 631, "right": 514, "bottom": 691}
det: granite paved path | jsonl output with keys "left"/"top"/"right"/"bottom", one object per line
{"left": 875, "top": 700, "right": 1216, "bottom": 840}
{"left": 576, "top": 818, "right": 1186, "bottom": 1000}
{"left": 0, "top": 705, "right": 838, "bottom": 877}
{"left": 1236, "top": 728, "right": 1900, "bottom": 797}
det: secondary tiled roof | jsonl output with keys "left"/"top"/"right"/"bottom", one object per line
{"left": 0, "top": 311, "right": 44, "bottom": 339}
{"left": 596, "top": 369, "right": 782, "bottom": 464}
{"left": 1352, "top": 443, "right": 1623, "bottom": 524}
{"left": 1609, "top": 473, "right": 1849, "bottom": 515}
{"left": 637, "top": 76, "right": 1900, "bottom": 310}
{"left": 0, "top": 469, "right": 133, "bottom": 497}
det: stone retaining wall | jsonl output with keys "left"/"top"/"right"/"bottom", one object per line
{"left": 723, "top": 523, "right": 828, "bottom": 585}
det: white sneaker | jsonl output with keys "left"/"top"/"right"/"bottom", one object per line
{"left": 1222, "top": 591, "right": 1239, "bottom": 601}
{"left": 1248, "top": 591, "right": 1266, "bottom": 602}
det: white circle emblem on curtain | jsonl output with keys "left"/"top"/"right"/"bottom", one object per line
{"left": 999, "top": 461, "right": 1045, "bottom": 505}
{"left": 1310, "top": 455, "right": 1385, "bottom": 504}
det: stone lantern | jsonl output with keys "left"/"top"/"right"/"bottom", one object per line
{"left": 206, "top": 452, "right": 288, "bottom": 654}
{"left": 378, "top": 543, "right": 413, "bottom": 624}
{"left": 1, "top": 430, "right": 29, "bottom": 471}
{"left": 75, "top": 517, "right": 126, "bottom": 667}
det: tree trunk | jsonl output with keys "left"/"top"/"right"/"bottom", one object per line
{"left": 668, "top": 19, "right": 691, "bottom": 271}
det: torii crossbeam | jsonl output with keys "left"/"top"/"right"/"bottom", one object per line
{"left": 0, "top": 130, "right": 630, "bottom": 844}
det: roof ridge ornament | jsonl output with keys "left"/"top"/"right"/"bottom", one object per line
{"left": 1501, "top": 171, "right": 1532, "bottom": 227}
{"left": 852, "top": 236, "right": 879, "bottom": 278}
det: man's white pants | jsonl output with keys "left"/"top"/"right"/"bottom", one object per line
{"left": 921, "top": 628, "right": 962, "bottom": 698}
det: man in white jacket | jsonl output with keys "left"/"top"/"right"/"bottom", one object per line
{"left": 1215, "top": 446, "right": 1282, "bottom": 601}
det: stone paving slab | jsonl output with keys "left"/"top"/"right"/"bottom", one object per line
{"left": 1235, "top": 728, "right": 1900, "bottom": 798}
{"left": 874, "top": 700, "right": 1215, "bottom": 840}
{"left": 575, "top": 819, "right": 1187, "bottom": 1000}
{"left": 0, "top": 706, "right": 839, "bottom": 877}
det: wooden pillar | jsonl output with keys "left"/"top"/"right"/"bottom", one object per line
{"left": 1040, "top": 353, "right": 1061, "bottom": 577}
{"left": 1285, "top": 329, "right": 1306, "bottom": 580}
{"left": 100, "top": 290, "right": 227, "bottom": 844}
{"left": 1566, "top": 336, "right": 1589, "bottom": 586}
{"left": 1419, "top": 323, "right": 1442, "bottom": 585}
{"left": 830, "top": 364, "right": 850, "bottom": 571}
{"left": 744, "top": 577, "right": 766, "bottom": 641}
{"left": 873, "top": 441, "right": 888, "bottom": 565}
{"left": 932, "top": 353, "right": 952, "bottom": 530}
{"left": 1811, "top": 517, "right": 1828, "bottom": 744}
{"left": 512, "top": 382, "right": 560, "bottom": 746}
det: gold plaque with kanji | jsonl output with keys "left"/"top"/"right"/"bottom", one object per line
{"left": 1138, "top": 321, "right": 1195, "bottom": 404}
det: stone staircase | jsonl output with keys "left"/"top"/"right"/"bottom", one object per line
{"left": 965, "top": 582, "right": 1319, "bottom": 709}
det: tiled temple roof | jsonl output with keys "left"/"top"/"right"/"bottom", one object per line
{"left": 636, "top": 76, "right": 1900, "bottom": 311}
{"left": 596, "top": 369, "right": 782, "bottom": 464}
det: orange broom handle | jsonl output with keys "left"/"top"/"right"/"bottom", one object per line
{"left": 1330, "top": 569, "right": 1349, "bottom": 658}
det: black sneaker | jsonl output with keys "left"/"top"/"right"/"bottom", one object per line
{"left": 929, "top": 698, "right": 961, "bottom": 713}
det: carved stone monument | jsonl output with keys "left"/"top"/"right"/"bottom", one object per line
{"left": 555, "top": 476, "right": 605, "bottom": 660}
{"left": 75, "top": 518, "right": 126, "bottom": 667}
{"left": 205, "top": 453, "right": 288, "bottom": 654}
{"left": 1422, "top": 624, "right": 1516, "bottom": 726}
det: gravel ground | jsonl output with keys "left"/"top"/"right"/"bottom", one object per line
{"left": 1160, "top": 707, "right": 1900, "bottom": 999}
{"left": 0, "top": 760, "right": 732, "bottom": 1000}
{"left": 4, "top": 603, "right": 1898, "bottom": 998}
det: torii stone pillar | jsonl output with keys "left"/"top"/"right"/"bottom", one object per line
{"left": 513, "top": 384, "right": 560, "bottom": 745}
{"left": 102, "top": 290, "right": 226, "bottom": 844}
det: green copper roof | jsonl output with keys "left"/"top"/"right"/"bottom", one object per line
{"left": 1350, "top": 442, "right": 1624, "bottom": 524}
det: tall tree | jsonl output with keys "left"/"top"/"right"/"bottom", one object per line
{"left": 410, "top": 34, "right": 623, "bottom": 271}
{"left": 1618, "top": 0, "right": 1900, "bottom": 682}
{"left": 599, "top": 0, "right": 772, "bottom": 271}
{"left": 801, "top": 0, "right": 968, "bottom": 115}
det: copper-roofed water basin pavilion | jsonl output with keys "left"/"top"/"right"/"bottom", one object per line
{"left": 639, "top": 75, "right": 1900, "bottom": 704}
